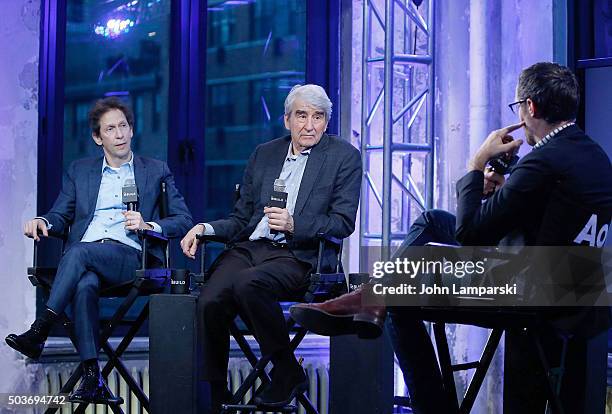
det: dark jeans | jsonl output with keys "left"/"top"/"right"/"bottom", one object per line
{"left": 389, "top": 210, "right": 607, "bottom": 414}
{"left": 197, "top": 240, "right": 311, "bottom": 382}
{"left": 46, "top": 241, "right": 141, "bottom": 361}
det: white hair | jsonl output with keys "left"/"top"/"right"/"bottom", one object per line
{"left": 284, "top": 84, "right": 332, "bottom": 121}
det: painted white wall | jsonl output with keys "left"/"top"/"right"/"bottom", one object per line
{"left": 0, "top": 0, "right": 43, "bottom": 395}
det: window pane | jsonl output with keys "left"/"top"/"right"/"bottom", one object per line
{"left": 63, "top": 0, "right": 171, "bottom": 170}
{"left": 205, "top": 0, "right": 306, "bottom": 219}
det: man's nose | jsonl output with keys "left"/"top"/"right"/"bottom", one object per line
{"left": 304, "top": 117, "right": 314, "bottom": 130}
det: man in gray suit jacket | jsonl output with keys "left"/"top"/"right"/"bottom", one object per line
{"left": 6, "top": 97, "right": 193, "bottom": 405}
{"left": 180, "top": 84, "right": 362, "bottom": 412}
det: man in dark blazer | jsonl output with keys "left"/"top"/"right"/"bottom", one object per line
{"left": 181, "top": 84, "right": 362, "bottom": 411}
{"left": 5, "top": 97, "right": 193, "bottom": 405}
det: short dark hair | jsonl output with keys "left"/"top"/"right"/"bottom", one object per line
{"left": 516, "top": 62, "right": 580, "bottom": 124}
{"left": 88, "top": 97, "right": 134, "bottom": 136}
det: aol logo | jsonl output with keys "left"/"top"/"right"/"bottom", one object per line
{"left": 573, "top": 214, "right": 609, "bottom": 248}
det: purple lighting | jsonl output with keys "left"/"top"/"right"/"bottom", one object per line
{"left": 94, "top": 18, "right": 135, "bottom": 38}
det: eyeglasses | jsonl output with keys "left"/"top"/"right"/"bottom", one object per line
{"left": 508, "top": 99, "right": 526, "bottom": 115}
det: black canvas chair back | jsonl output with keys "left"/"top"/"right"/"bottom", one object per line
{"left": 27, "top": 183, "right": 174, "bottom": 414}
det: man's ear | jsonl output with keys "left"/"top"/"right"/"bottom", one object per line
{"left": 284, "top": 114, "right": 291, "bottom": 130}
{"left": 92, "top": 133, "right": 102, "bottom": 146}
{"left": 526, "top": 98, "right": 537, "bottom": 118}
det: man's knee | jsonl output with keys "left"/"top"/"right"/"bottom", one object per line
{"left": 197, "top": 287, "right": 231, "bottom": 321}
{"left": 406, "top": 209, "right": 458, "bottom": 246}
{"left": 420, "top": 209, "right": 456, "bottom": 228}
{"left": 75, "top": 273, "right": 100, "bottom": 296}
{"left": 61, "top": 242, "right": 92, "bottom": 265}
{"left": 234, "top": 271, "right": 271, "bottom": 299}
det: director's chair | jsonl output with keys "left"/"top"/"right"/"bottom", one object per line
{"left": 28, "top": 184, "right": 176, "bottom": 414}
{"left": 193, "top": 232, "right": 348, "bottom": 414}
{"left": 393, "top": 244, "right": 578, "bottom": 414}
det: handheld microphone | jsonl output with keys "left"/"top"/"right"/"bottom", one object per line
{"left": 269, "top": 179, "right": 288, "bottom": 208}
{"left": 488, "top": 154, "right": 519, "bottom": 175}
{"left": 269, "top": 179, "right": 288, "bottom": 234}
{"left": 122, "top": 178, "right": 138, "bottom": 211}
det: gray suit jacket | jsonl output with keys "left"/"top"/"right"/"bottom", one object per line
{"left": 208, "top": 134, "right": 362, "bottom": 271}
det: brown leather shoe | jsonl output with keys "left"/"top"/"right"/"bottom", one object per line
{"left": 290, "top": 289, "right": 386, "bottom": 339}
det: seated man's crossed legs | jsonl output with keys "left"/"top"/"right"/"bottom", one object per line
{"left": 6, "top": 241, "right": 141, "bottom": 404}
{"left": 197, "top": 240, "right": 311, "bottom": 411}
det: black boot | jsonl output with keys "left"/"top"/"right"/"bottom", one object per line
{"left": 254, "top": 351, "right": 308, "bottom": 408}
{"left": 68, "top": 360, "right": 123, "bottom": 405}
{"left": 5, "top": 308, "right": 57, "bottom": 360}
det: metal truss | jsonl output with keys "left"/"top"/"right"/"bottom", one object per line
{"left": 359, "top": 0, "right": 436, "bottom": 264}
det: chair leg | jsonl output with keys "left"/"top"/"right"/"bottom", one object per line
{"left": 296, "top": 393, "right": 318, "bottom": 414}
{"left": 459, "top": 329, "right": 503, "bottom": 414}
{"left": 225, "top": 318, "right": 318, "bottom": 413}
{"left": 230, "top": 322, "right": 260, "bottom": 367}
{"left": 98, "top": 287, "right": 141, "bottom": 344}
{"left": 433, "top": 322, "right": 460, "bottom": 412}
{"left": 102, "top": 341, "right": 150, "bottom": 409}
{"left": 74, "top": 400, "right": 125, "bottom": 414}
{"left": 531, "top": 331, "right": 565, "bottom": 414}
{"left": 44, "top": 315, "right": 84, "bottom": 414}
{"left": 102, "top": 302, "right": 149, "bottom": 374}
{"left": 74, "top": 289, "right": 147, "bottom": 414}
{"left": 232, "top": 355, "right": 272, "bottom": 404}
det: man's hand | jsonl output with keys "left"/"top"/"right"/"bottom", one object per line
{"left": 469, "top": 122, "right": 525, "bottom": 171}
{"left": 123, "top": 211, "right": 153, "bottom": 232}
{"left": 180, "top": 224, "right": 204, "bottom": 259}
{"left": 264, "top": 207, "right": 294, "bottom": 233}
{"left": 483, "top": 166, "right": 505, "bottom": 196}
{"left": 24, "top": 218, "right": 48, "bottom": 242}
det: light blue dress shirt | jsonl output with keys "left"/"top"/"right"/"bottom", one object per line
{"left": 40, "top": 153, "right": 161, "bottom": 251}
{"left": 201, "top": 143, "right": 310, "bottom": 243}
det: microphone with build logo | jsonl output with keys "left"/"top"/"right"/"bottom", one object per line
{"left": 269, "top": 179, "right": 288, "bottom": 235}
{"left": 122, "top": 178, "right": 138, "bottom": 211}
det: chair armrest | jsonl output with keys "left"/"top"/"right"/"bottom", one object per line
{"left": 316, "top": 232, "right": 342, "bottom": 246}
{"left": 34, "top": 229, "right": 68, "bottom": 243}
{"left": 138, "top": 229, "right": 169, "bottom": 243}
{"left": 196, "top": 233, "right": 228, "bottom": 244}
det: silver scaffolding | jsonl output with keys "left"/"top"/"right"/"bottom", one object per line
{"left": 359, "top": 0, "right": 436, "bottom": 265}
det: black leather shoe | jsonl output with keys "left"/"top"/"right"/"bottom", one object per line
{"left": 68, "top": 364, "right": 123, "bottom": 405}
{"left": 253, "top": 368, "right": 308, "bottom": 408}
{"left": 5, "top": 320, "right": 51, "bottom": 360}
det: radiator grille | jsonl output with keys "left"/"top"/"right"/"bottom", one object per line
{"left": 41, "top": 359, "right": 329, "bottom": 414}
{"left": 227, "top": 359, "right": 329, "bottom": 414}
{"left": 42, "top": 362, "right": 149, "bottom": 414}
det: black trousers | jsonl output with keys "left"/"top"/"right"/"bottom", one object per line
{"left": 197, "top": 240, "right": 311, "bottom": 382}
